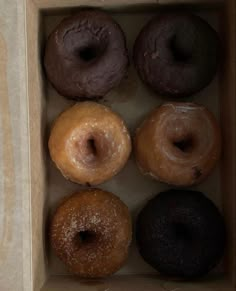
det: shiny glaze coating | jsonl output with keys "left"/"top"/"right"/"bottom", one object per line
{"left": 135, "top": 103, "right": 221, "bottom": 186}
{"left": 49, "top": 102, "right": 131, "bottom": 185}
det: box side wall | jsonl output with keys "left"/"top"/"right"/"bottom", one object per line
{"left": 221, "top": 0, "right": 236, "bottom": 286}
{"left": 41, "top": 275, "right": 234, "bottom": 291}
{"left": 26, "top": 0, "right": 49, "bottom": 290}
{"left": 33, "top": 0, "right": 222, "bottom": 9}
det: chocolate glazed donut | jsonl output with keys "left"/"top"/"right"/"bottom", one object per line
{"left": 134, "top": 13, "right": 220, "bottom": 97}
{"left": 136, "top": 190, "right": 226, "bottom": 279}
{"left": 44, "top": 10, "right": 129, "bottom": 99}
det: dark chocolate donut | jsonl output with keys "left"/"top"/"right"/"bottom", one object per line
{"left": 133, "top": 13, "right": 220, "bottom": 97}
{"left": 136, "top": 190, "right": 226, "bottom": 278}
{"left": 44, "top": 10, "right": 129, "bottom": 100}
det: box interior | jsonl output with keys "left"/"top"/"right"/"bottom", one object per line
{"left": 25, "top": 0, "right": 236, "bottom": 290}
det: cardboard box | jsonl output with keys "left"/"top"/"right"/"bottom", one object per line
{"left": 1, "top": 0, "right": 235, "bottom": 290}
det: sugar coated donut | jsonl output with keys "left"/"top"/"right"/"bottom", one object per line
{"left": 50, "top": 188, "right": 132, "bottom": 278}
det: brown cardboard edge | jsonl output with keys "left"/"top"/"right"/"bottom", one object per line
{"left": 23, "top": 0, "right": 34, "bottom": 289}
{"left": 26, "top": 0, "right": 49, "bottom": 290}
{"left": 221, "top": 0, "right": 236, "bottom": 287}
{"left": 41, "top": 275, "right": 233, "bottom": 291}
{"left": 34, "top": 0, "right": 158, "bottom": 9}
{"left": 33, "top": 0, "right": 222, "bottom": 10}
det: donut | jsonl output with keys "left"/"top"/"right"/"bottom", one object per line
{"left": 44, "top": 10, "right": 128, "bottom": 100}
{"left": 135, "top": 103, "right": 221, "bottom": 186}
{"left": 136, "top": 189, "right": 226, "bottom": 279}
{"left": 50, "top": 188, "right": 132, "bottom": 278}
{"left": 133, "top": 13, "right": 220, "bottom": 97}
{"left": 49, "top": 102, "right": 131, "bottom": 185}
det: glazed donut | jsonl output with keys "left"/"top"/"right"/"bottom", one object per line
{"left": 136, "top": 189, "right": 226, "bottom": 278}
{"left": 44, "top": 10, "right": 128, "bottom": 100}
{"left": 135, "top": 103, "right": 221, "bottom": 186}
{"left": 49, "top": 102, "right": 131, "bottom": 185}
{"left": 50, "top": 188, "right": 132, "bottom": 278}
{"left": 134, "top": 13, "right": 220, "bottom": 97}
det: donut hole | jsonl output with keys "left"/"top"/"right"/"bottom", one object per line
{"left": 169, "top": 35, "right": 192, "bottom": 63}
{"left": 76, "top": 37, "right": 108, "bottom": 63}
{"left": 79, "top": 46, "right": 100, "bottom": 62}
{"left": 87, "top": 138, "right": 97, "bottom": 156}
{"left": 72, "top": 130, "right": 112, "bottom": 166}
{"left": 173, "top": 135, "right": 194, "bottom": 153}
{"left": 173, "top": 223, "right": 193, "bottom": 242}
{"left": 72, "top": 136, "right": 99, "bottom": 165}
{"left": 75, "top": 230, "right": 96, "bottom": 245}
{"left": 63, "top": 28, "right": 108, "bottom": 63}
